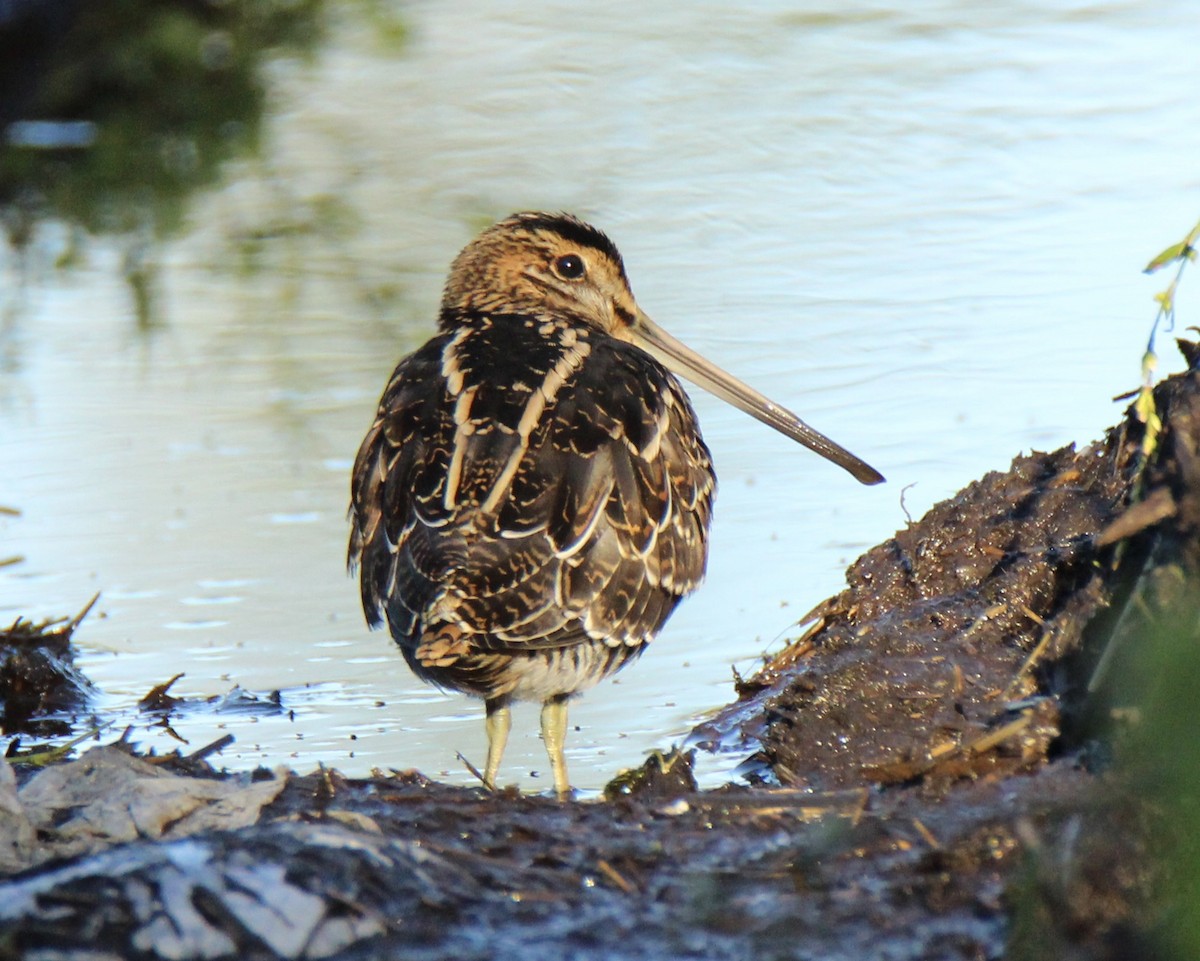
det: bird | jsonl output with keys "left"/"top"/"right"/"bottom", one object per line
{"left": 348, "top": 212, "right": 883, "bottom": 797}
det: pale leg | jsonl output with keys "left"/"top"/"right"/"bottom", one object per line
{"left": 483, "top": 698, "right": 511, "bottom": 790}
{"left": 540, "top": 694, "right": 571, "bottom": 798}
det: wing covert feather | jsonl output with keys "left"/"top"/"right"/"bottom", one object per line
{"left": 349, "top": 321, "right": 715, "bottom": 661}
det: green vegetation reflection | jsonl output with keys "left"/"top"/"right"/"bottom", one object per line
{"left": 0, "top": 0, "right": 333, "bottom": 325}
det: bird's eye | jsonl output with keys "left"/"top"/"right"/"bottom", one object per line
{"left": 552, "top": 253, "right": 586, "bottom": 280}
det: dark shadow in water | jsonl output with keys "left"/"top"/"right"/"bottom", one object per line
{"left": 0, "top": 0, "right": 325, "bottom": 328}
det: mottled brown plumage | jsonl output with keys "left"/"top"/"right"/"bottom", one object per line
{"left": 349, "top": 212, "right": 882, "bottom": 795}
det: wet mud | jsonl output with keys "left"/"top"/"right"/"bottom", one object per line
{"left": 0, "top": 596, "right": 96, "bottom": 740}
{"left": 4, "top": 349, "right": 1200, "bottom": 959}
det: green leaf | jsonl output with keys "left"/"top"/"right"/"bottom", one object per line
{"left": 1133, "top": 386, "right": 1163, "bottom": 458}
{"left": 1145, "top": 241, "right": 1191, "bottom": 274}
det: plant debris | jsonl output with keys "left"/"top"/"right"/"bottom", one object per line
{"left": 3, "top": 351, "right": 1200, "bottom": 959}
{"left": 0, "top": 594, "right": 98, "bottom": 737}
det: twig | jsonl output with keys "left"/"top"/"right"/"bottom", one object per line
{"left": 1004, "top": 625, "right": 1055, "bottom": 699}
{"left": 185, "top": 733, "right": 236, "bottom": 763}
{"left": 911, "top": 817, "right": 941, "bottom": 851}
{"left": 456, "top": 751, "right": 492, "bottom": 791}
{"left": 7, "top": 722, "right": 113, "bottom": 767}
{"left": 964, "top": 713, "right": 1033, "bottom": 755}
{"left": 595, "top": 858, "right": 636, "bottom": 894}
{"left": 66, "top": 592, "right": 101, "bottom": 634}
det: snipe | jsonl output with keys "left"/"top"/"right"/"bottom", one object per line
{"left": 349, "top": 212, "right": 883, "bottom": 796}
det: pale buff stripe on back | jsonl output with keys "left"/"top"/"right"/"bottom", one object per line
{"left": 480, "top": 340, "right": 592, "bottom": 517}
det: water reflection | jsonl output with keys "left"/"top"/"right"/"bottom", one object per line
{"left": 0, "top": 0, "right": 325, "bottom": 326}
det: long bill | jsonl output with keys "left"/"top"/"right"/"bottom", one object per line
{"left": 630, "top": 308, "right": 885, "bottom": 486}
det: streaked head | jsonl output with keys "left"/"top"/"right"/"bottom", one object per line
{"left": 440, "top": 211, "right": 639, "bottom": 334}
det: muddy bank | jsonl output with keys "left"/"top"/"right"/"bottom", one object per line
{"left": 3, "top": 351, "right": 1200, "bottom": 959}
{"left": 0, "top": 747, "right": 1140, "bottom": 961}
{"left": 0, "top": 596, "right": 96, "bottom": 741}
{"left": 698, "top": 378, "right": 1130, "bottom": 792}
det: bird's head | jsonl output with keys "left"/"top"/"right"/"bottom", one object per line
{"left": 440, "top": 211, "right": 640, "bottom": 338}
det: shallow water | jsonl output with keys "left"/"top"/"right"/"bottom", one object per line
{"left": 2, "top": 1, "right": 1198, "bottom": 789}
